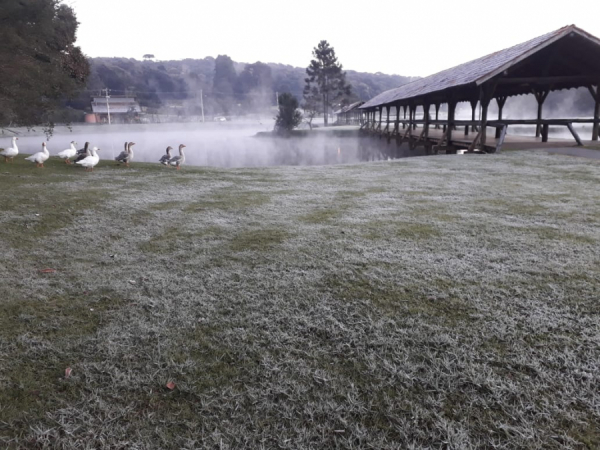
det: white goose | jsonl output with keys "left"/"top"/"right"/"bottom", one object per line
{"left": 57, "top": 141, "right": 78, "bottom": 164}
{"left": 76, "top": 147, "right": 100, "bottom": 172}
{"left": 168, "top": 144, "right": 186, "bottom": 170}
{"left": 0, "top": 137, "right": 19, "bottom": 163}
{"left": 25, "top": 143, "right": 50, "bottom": 168}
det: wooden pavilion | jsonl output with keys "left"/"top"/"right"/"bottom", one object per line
{"left": 335, "top": 101, "right": 365, "bottom": 125}
{"left": 359, "top": 25, "right": 600, "bottom": 153}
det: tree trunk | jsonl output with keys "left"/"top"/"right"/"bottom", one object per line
{"left": 323, "top": 92, "right": 328, "bottom": 127}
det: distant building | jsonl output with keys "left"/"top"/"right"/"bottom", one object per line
{"left": 87, "top": 96, "right": 141, "bottom": 123}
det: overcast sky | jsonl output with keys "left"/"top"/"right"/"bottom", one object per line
{"left": 70, "top": 0, "right": 600, "bottom": 77}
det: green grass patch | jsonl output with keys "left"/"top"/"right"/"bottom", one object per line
{"left": 139, "top": 225, "right": 224, "bottom": 254}
{"left": 184, "top": 190, "right": 270, "bottom": 212}
{"left": 300, "top": 208, "right": 345, "bottom": 224}
{"left": 0, "top": 291, "right": 125, "bottom": 433}
{"left": 324, "top": 272, "right": 477, "bottom": 326}
{"left": 362, "top": 220, "right": 441, "bottom": 241}
{"left": 229, "top": 228, "right": 290, "bottom": 252}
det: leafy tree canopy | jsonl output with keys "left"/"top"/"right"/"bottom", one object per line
{"left": 0, "top": 0, "right": 89, "bottom": 131}
{"left": 213, "top": 55, "right": 238, "bottom": 114}
{"left": 236, "top": 62, "right": 273, "bottom": 110}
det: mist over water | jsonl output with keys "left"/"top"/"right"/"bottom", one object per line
{"left": 4, "top": 109, "right": 595, "bottom": 169}
{"left": 6, "top": 120, "right": 370, "bottom": 168}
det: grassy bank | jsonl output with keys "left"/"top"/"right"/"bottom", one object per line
{"left": 0, "top": 152, "right": 599, "bottom": 449}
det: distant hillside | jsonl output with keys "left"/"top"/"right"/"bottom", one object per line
{"left": 58, "top": 56, "right": 596, "bottom": 124}
{"left": 64, "top": 56, "right": 416, "bottom": 119}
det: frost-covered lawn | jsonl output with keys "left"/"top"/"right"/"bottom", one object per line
{"left": 1, "top": 152, "right": 599, "bottom": 449}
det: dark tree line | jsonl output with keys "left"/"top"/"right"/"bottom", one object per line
{"left": 66, "top": 55, "right": 415, "bottom": 120}
{"left": 0, "top": 0, "right": 89, "bottom": 131}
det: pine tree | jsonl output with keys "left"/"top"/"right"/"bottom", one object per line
{"left": 274, "top": 93, "right": 302, "bottom": 134}
{"left": 304, "top": 41, "right": 351, "bottom": 126}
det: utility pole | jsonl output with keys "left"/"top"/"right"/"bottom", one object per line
{"left": 200, "top": 89, "right": 205, "bottom": 123}
{"left": 102, "top": 88, "right": 111, "bottom": 125}
{"left": 276, "top": 91, "right": 279, "bottom": 108}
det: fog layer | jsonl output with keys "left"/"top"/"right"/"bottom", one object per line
{"left": 5, "top": 121, "right": 368, "bottom": 168}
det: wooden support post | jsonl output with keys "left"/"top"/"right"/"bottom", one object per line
{"left": 394, "top": 104, "right": 400, "bottom": 135}
{"left": 423, "top": 103, "right": 430, "bottom": 137}
{"left": 470, "top": 100, "right": 478, "bottom": 133}
{"left": 385, "top": 106, "right": 391, "bottom": 143}
{"left": 541, "top": 123, "right": 549, "bottom": 142}
{"left": 434, "top": 104, "right": 440, "bottom": 129}
{"left": 594, "top": 99, "right": 600, "bottom": 141}
{"left": 413, "top": 108, "right": 417, "bottom": 130}
{"left": 536, "top": 99, "right": 543, "bottom": 138}
{"left": 465, "top": 100, "right": 477, "bottom": 135}
{"left": 468, "top": 129, "right": 483, "bottom": 152}
{"left": 447, "top": 101, "right": 456, "bottom": 145}
{"left": 479, "top": 82, "right": 498, "bottom": 150}
{"left": 424, "top": 103, "right": 430, "bottom": 152}
{"left": 588, "top": 84, "right": 599, "bottom": 141}
{"left": 385, "top": 106, "right": 390, "bottom": 133}
{"left": 480, "top": 100, "right": 489, "bottom": 148}
{"left": 534, "top": 89, "right": 549, "bottom": 138}
{"left": 496, "top": 125, "right": 508, "bottom": 153}
{"left": 378, "top": 108, "right": 382, "bottom": 132}
{"left": 495, "top": 96, "right": 507, "bottom": 139}
{"left": 567, "top": 123, "right": 584, "bottom": 146}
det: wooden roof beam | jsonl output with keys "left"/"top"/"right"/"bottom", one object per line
{"left": 497, "top": 75, "right": 597, "bottom": 85}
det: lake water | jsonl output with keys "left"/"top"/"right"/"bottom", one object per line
{"left": 2, "top": 121, "right": 372, "bottom": 168}
{"left": 2, "top": 121, "right": 596, "bottom": 167}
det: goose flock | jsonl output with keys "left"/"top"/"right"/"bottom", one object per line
{"left": 0, "top": 137, "right": 187, "bottom": 172}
